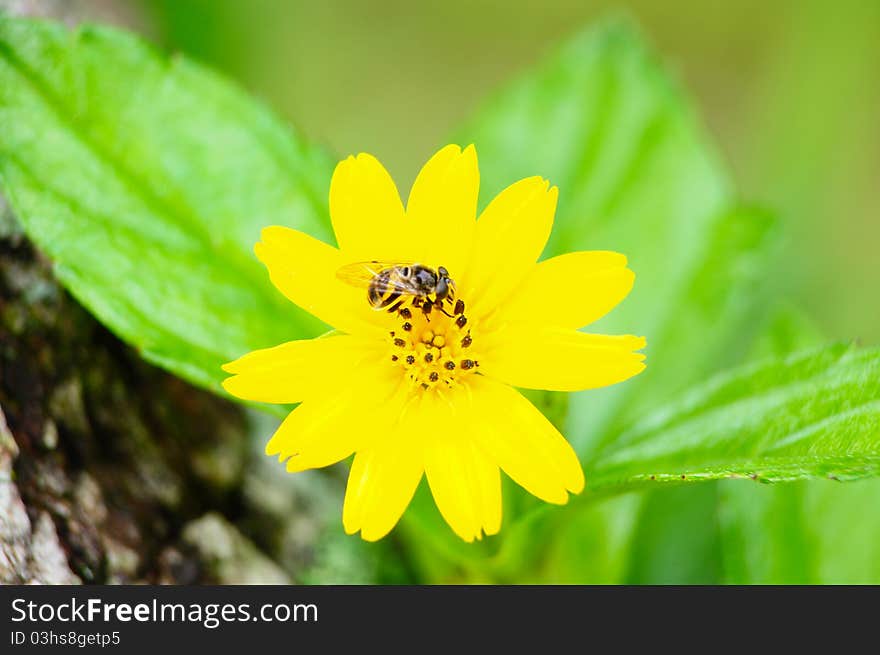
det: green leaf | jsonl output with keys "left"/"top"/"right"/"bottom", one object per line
{"left": 715, "top": 308, "right": 880, "bottom": 584}
{"left": 489, "top": 322, "right": 860, "bottom": 584}
{"left": 588, "top": 343, "right": 880, "bottom": 490}
{"left": 0, "top": 17, "right": 333, "bottom": 393}
{"left": 616, "top": 306, "right": 825, "bottom": 584}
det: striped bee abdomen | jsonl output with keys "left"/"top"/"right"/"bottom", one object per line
{"left": 368, "top": 269, "right": 401, "bottom": 309}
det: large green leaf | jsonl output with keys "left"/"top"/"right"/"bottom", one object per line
{"left": 0, "top": 17, "right": 333, "bottom": 392}
{"left": 589, "top": 343, "right": 880, "bottom": 490}
{"left": 715, "top": 308, "right": 880, "bottom": 584}
{"left": 617, "top": 306, "right": 824, "bottom": 585}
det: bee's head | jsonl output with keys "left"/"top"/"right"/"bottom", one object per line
{"left": 435, "top": 265, "right": 455, "bottom": 300}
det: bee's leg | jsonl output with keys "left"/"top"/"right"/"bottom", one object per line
{"left": 434, "top": 295, "right": 455, "bottom": 318}
{"left": 453, "top": 299, "right": 465, "bottom": 316}
{"left": 387, "top": 299, "right": 403, "bottom": 314}
{"left": 422, "top": 298, "right": 433, "bottom": 321}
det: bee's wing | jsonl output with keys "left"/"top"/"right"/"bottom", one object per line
{"left": 335, "top": 261, "right": 382, "bottom": 289}
{"left": 335, "top": 260, "right": 420, "bottom": 293}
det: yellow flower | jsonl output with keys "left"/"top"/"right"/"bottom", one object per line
{"left": 222, "top": 144, "right": 645, "bottom": 542}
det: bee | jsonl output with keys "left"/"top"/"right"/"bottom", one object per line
{"left": 336, "top": 261, "right": 464, "bottom": 317}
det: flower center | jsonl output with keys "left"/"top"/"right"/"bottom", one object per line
{"left": 387, "top": 296, "right": 480, "bottom": 392}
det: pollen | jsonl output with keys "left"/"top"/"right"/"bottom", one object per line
{"left": 387, "top": 294, "right": 479, "bottom": 392}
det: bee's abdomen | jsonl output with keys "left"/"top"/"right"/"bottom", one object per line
{"left": 368, "top": 287, "right": 400, "bottom": 309}
{"left": 368, "top": 270, "right": 400, "bottom": 309}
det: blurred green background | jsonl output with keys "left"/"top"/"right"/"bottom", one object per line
{"left": 124, "top": 0, "right": 879, "bottom": 346}
{"left": 45, "top": 0, "right": 877, "bottom": 583}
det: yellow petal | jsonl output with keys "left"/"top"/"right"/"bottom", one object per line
{"left": 255, "top": 226, "right": 385, "bottom": 336}
{"left": 342, "top": 432, "right": 423, "bottom": 542}
{"left": 405, "top": 144, "right": 478, "bottom": 276}
{"left": 423, "top": 395, "right": 502, "bottom": 541}
{"left": 263, "top": 365, "right": 400, "bottom": 471}
{"left": 222, "top": 335, "right": 379, "bottom": 404}
{"left": 467, "top": 376, "right": 584, "bottom": 504}
{"left": 483, "top": 324, "right": 646, "bottom": 392}
{"left": 461, "top": 176, "right": 557, "bottom": 311}
{"left": 500, "top": 251, "right": 635, "bottom": 329}
{"left": 264, "top": 396, "right": 360, "bottom": 473}
{"left": 342, "top": 387, "right": 424, "bottom": 541}
{"left": 329, "top": 153, "right": 408, "bottom": 260}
